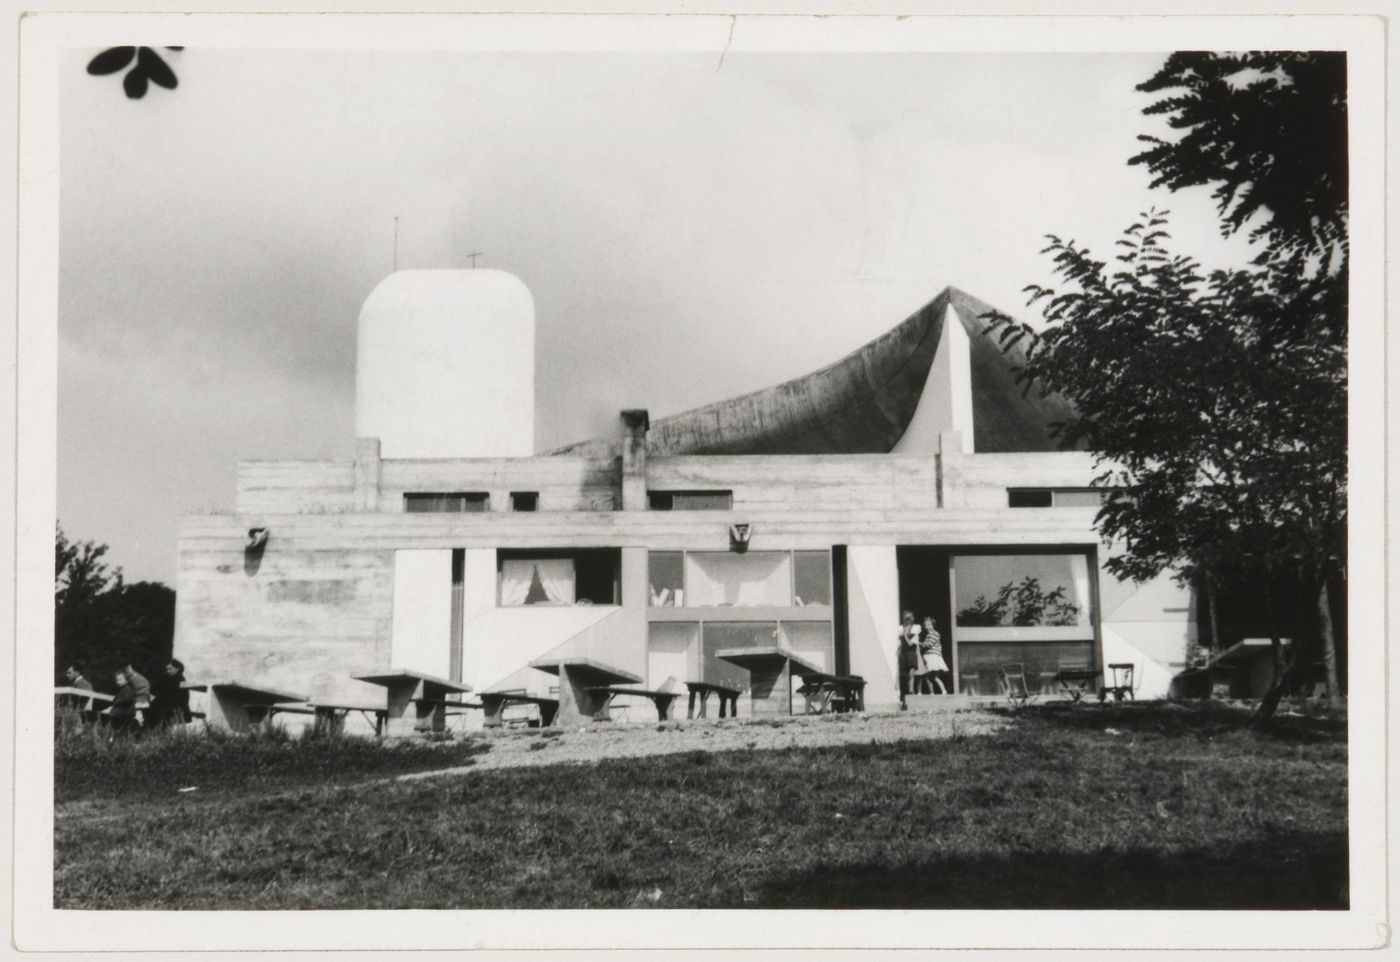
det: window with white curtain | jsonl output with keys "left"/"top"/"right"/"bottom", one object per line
{"left": 497, "top": 549, "right": 621, "bottom": 607}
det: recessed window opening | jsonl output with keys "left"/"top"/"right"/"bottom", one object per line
{"left": 405, "top": 492, "right": 490, "bottom": 513}
{"left": 510, "top": 491, "right": 539, "bottom": 512}
{"left": 649, "top": 490, "right": 733, "bottom": 511}
{"left": 1007, "top": 488, "right": 1109, "bottom": 508}
{"left": 498, "top": 548, "right": 621, "bottom": 606}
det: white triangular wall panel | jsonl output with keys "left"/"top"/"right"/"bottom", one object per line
{"left": 892, "top": 305, "right": 975, "bottom": 455}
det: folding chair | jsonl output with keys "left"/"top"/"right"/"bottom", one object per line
{"left": 999, "top": 663, "right": 1032, "bottom": 707}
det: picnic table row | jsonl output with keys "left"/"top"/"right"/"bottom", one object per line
{"left": 54, "top": 648, "right": 869, "bottom": 736}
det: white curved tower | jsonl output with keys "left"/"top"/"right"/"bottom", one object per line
{"left": 355, "top": 269, "right": 535, "bottom": 458}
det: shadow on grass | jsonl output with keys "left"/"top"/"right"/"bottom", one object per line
{"left": 753, "top": 835, "right": 1349, "bottom": 910}
{"left": 993, "top": 700, "right": 1347, "bottom": 746}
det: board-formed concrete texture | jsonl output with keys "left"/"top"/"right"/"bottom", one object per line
{"left": 549, "top": 286, "right": 1080, "bottom": 459}
{"left": 355, "top": 269, "right": 535, "bottom": 459}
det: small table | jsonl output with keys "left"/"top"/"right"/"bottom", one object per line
{"left": 528, "top": 657, "right": 643, "bottom": 726}
{"left": 353, "top": 669, "right": 474, "bottom": 736}
{"left": 586, "top": 686, "right": 680, "bottom": 722}
{"left": 479, "top": 692, "right": 560, "bottom": 729}
{"left": 1052, "top": 668, "right": 1102, "bottom": 703}
{"left": 716, "top": 647, "right": 822, "bottom": 717}
{"left": 685, "top": 681, "right": 742, "bottom": 720}
{"left": 794, "top": 671, "right": 867, "bottom": 714}
{"left": 200, "top": 681, "right": 309, "bottom": 732}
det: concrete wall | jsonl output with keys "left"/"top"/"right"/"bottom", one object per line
{"left": 892, "top": 304, "right": 973, "bottom": 456}
{"left": 379, "top": 457, "right": 619, "bottom": 512}
{"left": 173, "top": 518, "right": 393, "bottom": 706}
{"left": 236, "top": 461, "right": 356, "bottom": 515}
{"left": 648, "top": 455, "right": 938, "bottom": 513}
{"left": 390, "top": 549, "right": 454, "bottom": 678}
{"left": 1097, "top": 549, "right": 1195, "bottom": 698}
{"left": 845, "top": 546, "right": 901, "bottom": 709}
{"left": 355, "top": 269, "right": 534, "bottom": 460}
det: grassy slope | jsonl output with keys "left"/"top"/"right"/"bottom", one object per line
{"left": 54, "top": 703, "right": 1347, "bottom": 910}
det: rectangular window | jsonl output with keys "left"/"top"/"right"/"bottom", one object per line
{"left": 953, "top": 553, "right": 1092, "bottom": 629}
{"left": 648, "top": 551, "right": 685, "bottom": 606}
{"left": 404, "top": 492, "right": 489, "bottom": 513}
{"left": 956, "top": 640, "right": 1095, "bottom": 696}
{"left": 684, "top": 551, "right": 792, "bottom": 607}
{"left": 1007, "top": 489, "right": 1053, "bottom": 508}
{"left": 1007, "top": 488, "right": 1109, "bottom": 508}
{"left": 649, "top": 490, "right": 733, "bottom": 511}
{"left": 497, "top": 549, "right": 621, "bottom": 606}
{"left": 510, "top": 491, "right": 539, "bottom": 512}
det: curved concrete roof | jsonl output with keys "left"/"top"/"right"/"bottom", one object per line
{"left": 547, "top": 286, "right": 1077, "bottom": 457}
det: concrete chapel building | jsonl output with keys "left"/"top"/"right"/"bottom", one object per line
{"left": 173, "top": 269, "right": 1195, "bottom": 726}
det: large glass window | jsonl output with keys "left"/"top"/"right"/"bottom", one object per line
{"left": 956, "top": 641, "right": 1094, "bottom": 696}
{"left": 953, "top": 553, "right": 1091, "bottom": 629}
{"left": 685, "top": 552, "right": 792, "bottom": 607}
{"left": 647, "top": 622, "right": 700, "bottom": 690}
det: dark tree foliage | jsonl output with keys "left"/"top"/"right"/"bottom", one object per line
{"left": 86, "top": 46, "right": 183, "bottom": 99}
{"left": 957, "top": 577, "right": 1081, "bottom": 628}
{"left": 987, "top": 210, "right": 1346, "bottom": 704}
{"left": 55, "top": 524, "right": 176, "bottom": 690}
{"left": 1130, "top": 52, "right": 1348, "bottom": 280}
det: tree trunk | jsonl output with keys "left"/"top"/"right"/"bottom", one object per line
{"left": 1318, "top": 570, "right": 1342, "bottom": 704}
{"left": 1253, "top": 567, "right": 1291, "bottom": 730}
{"left": 1206, "top": 575, "right": 1221, "bottom": 657}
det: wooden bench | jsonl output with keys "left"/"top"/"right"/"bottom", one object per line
{"left": 353, "top": 669, "right": 474, "bottom": 736}
{"left": 794, "top": 671, "right": 867, "bottom": 715}
{"left": 685, "top": 681, "right": 742, "bottom": 719}
{"left": 479, "top": 692, "right": 560, "bottom": 729}
{"left": 585, "top": 686, "right": 680, "bottom": 722}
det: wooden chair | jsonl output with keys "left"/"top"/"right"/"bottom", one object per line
{"left": 998, "top": 663, "right": 1032, "bottom": 707}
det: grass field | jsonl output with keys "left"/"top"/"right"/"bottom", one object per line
{"left": 53, "top": 701, "right": 1347, "bottom": 910}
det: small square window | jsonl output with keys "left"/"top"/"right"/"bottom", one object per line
{"left": 511, "top": 492, "right": 539, "bottom": 512}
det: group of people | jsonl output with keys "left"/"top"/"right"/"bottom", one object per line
{"left": 897, "top": 609, "right": 951, "bottom": 708}
{"left": 62, "top": 659, "right": 192, "bottom": 736}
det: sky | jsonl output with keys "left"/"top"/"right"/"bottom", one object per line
{"left": 58, "top": 48, "right": 1262, "bottom": 585}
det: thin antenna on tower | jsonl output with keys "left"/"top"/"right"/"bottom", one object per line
{"left": 466, "top": 251, "right": 483, "bottom": 268}
{"left": 393, "top": 216, "right": 399, "bottom": 271}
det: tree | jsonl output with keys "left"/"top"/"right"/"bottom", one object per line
{"left": 986, "top": 51, "right": 1348, "bottom": 721}
{"left": 55, "top": 524, "right": 176, "bottom": 688}
{"left": 1130, "top": 52, "right": 1348, "bottom": 284}
{"left": 988, "top": 208, "right": 1345, "bottom": 718}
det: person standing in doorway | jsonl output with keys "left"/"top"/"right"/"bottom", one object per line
{"left": 896, "top": 610, "right": 921, "bottom": 709}
{"left": 919, "top": 616, "right": 950, "bottom": 694}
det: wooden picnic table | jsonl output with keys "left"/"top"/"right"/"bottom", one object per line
{"left": 685, "top": 681, "right": 741, "bottom": 720}
{"left": 1052, "top": 668, "right": 1102, "bottom": 703}
{"left": 479, "top": 691, "right": 560, "bottom": 729}
{"left": 586, "top": 686, "right": 680, "bottom": 722}
{"left": 529, "top": 657, "right": 642, "bottom": 726}
{"left": 353, "top": 669, "right": 473, "bottom": 735}
{"left": 794, "top": 670, "right": 867, "bottom": 715}
{"left": 716, "top": 647, "right": 822, "bottom": 717}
